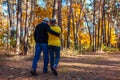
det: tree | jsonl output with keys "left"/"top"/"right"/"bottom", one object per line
{"left": 52, "top": 0, "right": 58, "bottom": 18}
{"left": 23, "top": 0, "right": 30, "bottom": 55}
{"left": 58, "top": 0, "right": 63, "bottom": 49}
{"left": 66, "top": 0, "right": 72, "bottom": 48}
{"left": 16, "top": 0, "right": 22, "bottom": 54}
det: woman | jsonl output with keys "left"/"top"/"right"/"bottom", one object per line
{"left": 48, "top": 18, "right": 61, "bottom": 76}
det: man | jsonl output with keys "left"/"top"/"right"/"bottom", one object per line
{"left": 31, "top": 18, "right": 59, "bottom": 75}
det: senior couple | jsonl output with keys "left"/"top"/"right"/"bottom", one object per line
{"left": 30, "top": 18, "right": 61, "bottom": 76}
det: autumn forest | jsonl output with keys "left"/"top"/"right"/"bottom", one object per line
{"left": 0, "top": 0, "right": 120, "bottom": 55}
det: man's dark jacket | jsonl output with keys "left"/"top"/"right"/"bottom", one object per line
{"left": 34, "top": 22, "right": 59, "bottom": 44}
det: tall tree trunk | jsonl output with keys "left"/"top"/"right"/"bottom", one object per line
{"left": 97, "top": 0, "right": 102, "bottom": 50}
{"left": 24, "top": 0, "right": 29, "bottom": 55}
{"left": 16, "top": 0, "right": 22, "bottom": 54}
{"left": 106, "top": 0, "right": 113, "bottom": 47}
{"left": 7, "top": 0, "right": 13, "bottom": 50}
{"left": 93, "top": 0, "right": 96, "bottom": 51}
{"left": 29, "top": 0, "right": 34, "bottom": 29}
{"left": 107, "top": 15, "right": 110, "bottom": 46}
{"left": 7, "top": 0, "right": 12, "bottom": 36}
{"left": 74, "top": 2, "right": 79, "bottom": 50}
{"left": 52, "top": 0, "right": 58, "bottom": 19}
{"left": 102, "top": 0, "right": 106, "bottom": 45}
{"left": 58, "top": 0, "right": 63, "bottom": 49}
{"left": 28, "top": 0, "right": 35, "bottom": 43}
{"left": 100, "top": 0, "right": 106, "bottom": 50}
{"left": 66, "top": 0, "right": 72, "bottom": 48}
{"left": 71, "top": 8, "right": 76, "bottom": 49}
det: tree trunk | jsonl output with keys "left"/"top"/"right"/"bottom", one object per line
{"left": 102, "top": 0, "right": 106, "bottom": 45}
{"left": 52, "top": 0, "right": 58, "bottom": 19}
{"left": 66, "top": 0, "right": 72, "bottom": 48}
{"left": 58, "top": 0, "right": 63, "bottom": 49}
{"left": 97, "top": 0, "right": 102, "bottom": 50}
{"left": 93, "top": 0, "right": 96, "bottom": 51}
{"left": 24, "top": 0, "right": 29, "bottom": 55}
{"left": 16, "top": 0, "right": 22, "bottom": 54}
{"left": 7, "top": 0, "right": 12, "bottom": 36}
{"left": 71, "top": 8, "right": 76, "bottom": 49}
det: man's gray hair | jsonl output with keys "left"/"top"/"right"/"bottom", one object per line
{"left": 43, "top": 18, "right": 49, "bottom": 22}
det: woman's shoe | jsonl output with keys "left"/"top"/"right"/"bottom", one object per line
{"left": 52, "top": 67, "right": 58, "bottom": 76}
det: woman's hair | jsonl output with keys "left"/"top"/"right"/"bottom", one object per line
{"left": 50, "top": 18, "right": 56, "bottom": 26}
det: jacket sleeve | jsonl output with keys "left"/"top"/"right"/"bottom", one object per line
{"left": 47, "top": 26, "right": 60, "bottom": 37}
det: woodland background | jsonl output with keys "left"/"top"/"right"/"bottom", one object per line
{"left": 0, "top": 0, "right": 120, "bottom": 55}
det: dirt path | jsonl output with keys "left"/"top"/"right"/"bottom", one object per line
{"left": 0, "top": 53, "right": 120, "bottom": 80}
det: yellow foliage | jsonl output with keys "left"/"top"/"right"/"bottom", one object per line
{"left": 110, "top": 28, "right": 117, "bottom": 46}
{"left": 79, "top": 33, "right": 90, "bottom": 46}
{"left": 22, "top": 12, "right": 26, "bottom": 19}
{"left": 33, "top": 7, "right": 53, "bottom": 25}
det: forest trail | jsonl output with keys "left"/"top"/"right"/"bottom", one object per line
{"left": 0, "top": 53, "right": 120, "bottom": 80}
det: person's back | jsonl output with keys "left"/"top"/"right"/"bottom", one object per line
{"left": 48, "top": 25, "right": 61, "bottom": 47}
{"left": 34, "top": 22, "right": 49, "bottom": 44}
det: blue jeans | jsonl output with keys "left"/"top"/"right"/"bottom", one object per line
{"left": 31, "top": 44, "right": 49, "bottom": 73}
{"left": 48, "top": 45, "right": 60, "bottom": 69}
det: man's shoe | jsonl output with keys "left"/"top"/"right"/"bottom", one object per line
{"left": 30, "top": 70, "right": 38, "bottom": 76}
{"left": 52, "top": 68, "right": 58, "bottom": 76}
